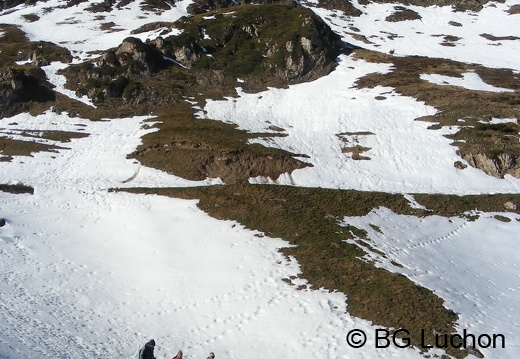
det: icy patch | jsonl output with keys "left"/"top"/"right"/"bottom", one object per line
{"left": 420, "top": 72, "right": 515, "bottom": 93}
{"left": 342, "top": 208, "right": 520, "bottom": 359}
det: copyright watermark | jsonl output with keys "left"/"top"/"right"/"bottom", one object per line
{"left": 346, "top": 329, "right": 505, "bottom": 350}
{"left": 346, "top": 329, "right": 367, "bottom": 348}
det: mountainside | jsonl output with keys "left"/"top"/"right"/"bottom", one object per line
{"left": 1, "top": 0, "right": 519, "bottom": 359}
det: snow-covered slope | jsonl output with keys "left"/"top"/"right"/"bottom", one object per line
{"left": 1, "top": 0, "right": 519, "bottom": 358}
{"left": 311, "top": 0, "right": 520, "bottom": 71}
{"left": 344, "top": 207, "right": 520, "bottom": 359}
{"left": 201, "top": 55, "right": 520, "bottom": 194}
{"left": 0, "top": 111, "right": 426, "bottom": 359}
{"left": 0, "top": 0, "right": 193, "bottom": 61}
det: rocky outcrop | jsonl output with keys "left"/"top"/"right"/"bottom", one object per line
{"left": 70, "top": 37, "right": 169, "bottom": 103}
{"left": 317, "top": 0, "right": 363, "bottom": 17}
{"left": 112, "top": 37, "right": 167, "bottom": 74}
{"left": 166, "top": 4, "right": 348, "bottom": 90}
{"left": 462, "top": 152, "right": 520, "bottom": 179}
{"left": 69, "top": 4, "right": 349, "bottom": 104}
{"left": 0, "top": 67, "right": 55, "bottom": 117}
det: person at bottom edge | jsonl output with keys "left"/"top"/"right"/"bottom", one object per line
{"left": 207, "top": 352, "right": 215, "bottom": 359}
{"left": 139, "top": 339, "right": 156, "bottom": 359}
{"left": 172, "top": 350, "right": 183, "bottom": 359}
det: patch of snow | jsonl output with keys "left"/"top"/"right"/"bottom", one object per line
{"left": 15, "top": 58, "right": 32, "bottom": 65}
{"left": 403, "top": 194, "right": 429, "bottom": 210}
{"left": 0, "top": 111, "right": 210, "bottom": 190}
{"left": 0, "top": 188, "right": 430, "bottom": 359}
{"left": 202, "top": 55, "right": 520, "bottom": 194}
{"left": 488, "top": 117, "right": 518, "bottom": 125}
{"left": 310, "top": 0, "right": 520, "bottom": 71}
{"left": 342, "top": 207, "right": 520, "bottom": 359}
{"left": 43, "top": 62, "right": 97, "bottom": 107}
{"left": 420, "top": 72, "right": 515, "bottom": 93}
{"left": 249, "top": 172, "right": 296, "bottom": 185}
{"left": 132, "top": 27, "right": 183, "bottom": 43}
{"left": 163, "top": 56, "right": 189, "bottom": 69}
{"left": 200, "top": 26, "right": 211, "bottom": 40}
{"left": 0, "top": 0, "right": 193, "bottom": 62}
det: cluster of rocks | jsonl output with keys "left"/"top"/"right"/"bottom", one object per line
{"left": 72, "top": 4, "right": 348, "bottom": 103}
{"left": 462, "top": 152, "right": 520, "bottom": 179}
{"left": 0, "top": 67, "right": 54, "bottom": 117}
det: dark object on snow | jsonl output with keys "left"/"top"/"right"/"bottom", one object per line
{"left": 139, "top": 340, "right": 156, "bottom": 359}
{"left": 0, "top": 218, "right": 6, "bottom": 227}
{"left": 0, "top": 183, "right": 35, "bottom": 195}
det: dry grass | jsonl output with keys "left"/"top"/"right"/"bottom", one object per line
{"left": 0, "top": 137, "right": 63, "bottom": 160}
{"left": 129, "top": 101, "right": 309, "bottom": 183}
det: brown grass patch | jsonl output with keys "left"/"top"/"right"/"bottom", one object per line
{"left": 385, "top": 7, "right": 421, "bottom": 22}
{"left": 21, "top": 14, "right": 40, "bottom": 22}
{"left": 507, "top": 4, "right": 520, "bottom": 14}
{"left": 0, "top": 137, "right": 63, "bottom": 160}
{"left": 480, "top": 33, "right": 520, "bottom": 41}
{"left": 342, "top": 145, "right": 371, "bottom": 160}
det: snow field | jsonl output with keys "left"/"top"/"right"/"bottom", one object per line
{"left": 201, "top": 55, "right": 520, "bottom": 194}
{"left": 312, "top": 0, "right": 520, "bottom": 71}
{"left": 0, "top": 0, "right": 193, "bottom": 62}
{"left": 0, "top": 109, "right": 426, "bottom": 359}
{"left": 1, "top": 1, "right": 519, "bottom": 358}
{"left": 342, "top": 207, "right": 520, "bottom": 359}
